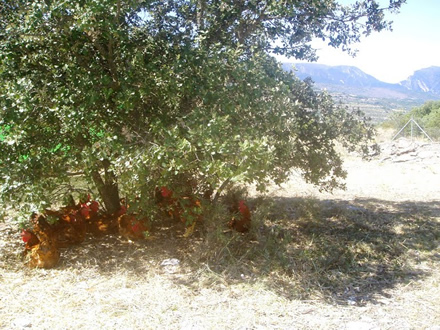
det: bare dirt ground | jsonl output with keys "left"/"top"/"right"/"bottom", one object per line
{"left": 1, "top": 137, "right": 439, "bottom": 329}
{"left": 279, "top": 138, "right": 440, "bottom": 203}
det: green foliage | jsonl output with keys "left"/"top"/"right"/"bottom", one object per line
{"left": 0, "top": 0, "right": 404, "bottom": 217}
{"left": 384, "top": 100, "right": 440, "bottom": 140}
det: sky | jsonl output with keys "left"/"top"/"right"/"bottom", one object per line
{"left": 280, "top": 0, "right": 440, "bottom": 84}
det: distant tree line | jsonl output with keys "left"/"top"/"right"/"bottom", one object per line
{"left": 384, "top": 100, "right": 440, "bottom": 140}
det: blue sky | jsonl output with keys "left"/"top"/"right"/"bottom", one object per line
{"left": 280, "top": 0, "right": 440, "bottom": 84}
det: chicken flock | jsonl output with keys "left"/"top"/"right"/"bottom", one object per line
{"left": 20, "top": 188, "right": 252, "bottom": 269}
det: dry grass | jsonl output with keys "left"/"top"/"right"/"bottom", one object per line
{"left": 1, "top": 149, "right": 440, "bottom": 329}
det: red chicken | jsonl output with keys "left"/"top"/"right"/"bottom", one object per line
{"left": 155, "top": 186, "right": 182, "bottom": 221}
{"left": 158, "top": 186, "right": 172, "bottom": 198}
{"left": 118, "top": 214, "right": 149, "bottom": 240}
{"left": 89, "top": 200, "right": 99, "bottom": 214}
{"left": 21, "top": 229, "right": 40, "bottom": 253}
{"left": 117, "top": 204, "right": 127, "bottom": 216}
{"left": 79, "top": 204, "right": 90, "bottom": 219}
{"left": 228, "top": 200, "right": 251, "bottom": 233}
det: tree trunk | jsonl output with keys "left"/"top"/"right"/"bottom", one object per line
{"left": 91, "top": 159, "right": 121, "bottom": 214}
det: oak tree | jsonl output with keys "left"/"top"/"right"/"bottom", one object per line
{"left": 0, "top": 0, "right": 405, "bottom": 218}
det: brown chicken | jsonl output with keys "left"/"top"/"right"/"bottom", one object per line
{"left": 86, "top": 202, "right": 123, "bottom": 237}
{"left": 228, "top": 200, "right": 251, "bottom": 233}
{"left": 118, "top": 214, "right": 149, "bottom": 240}
{"left": 55, "top": 212, "right": 87, "bottom": 248}
{"left": 27, "top": 231, "right": 60, "bottom": 269}
{"left": 25, "top": 213, "right": 61, "bottom": 268}
{"left": 86, "top": 213, "right": 118, "bottom": 236}
{"left": 30, "top": 213, "right": 52, "bottom": 237}
{"left": 43, "top": 206, "right": 87, "bottom": 248}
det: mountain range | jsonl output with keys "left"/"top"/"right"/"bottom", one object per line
{"left": 282, "top": 63, "right": 440, "bottom": 122}
{"left": 399, "top": 66, "right": 440, "bottom": 95}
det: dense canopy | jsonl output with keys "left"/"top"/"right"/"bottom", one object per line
{"left": 0, "top": 0, "right": 404, "bottom": 218}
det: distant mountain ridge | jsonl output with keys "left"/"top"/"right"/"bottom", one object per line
{"left": 285, "top": 63, "right": 390, "bottom": 88}
{"left": 282, "top": 63, "right": 440, "bottom": 100}
{"left": 281, "top": 63, "right": 440, "bottom": 122}
{"left": 399, "top": 66, "right": 440, "bottom": 95}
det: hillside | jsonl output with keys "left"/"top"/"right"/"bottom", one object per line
{"left": 287, "top": 63, "right": 390, "bottom": 88}
{"left": 283, "top": 63, "right": 440, "bottom": 122}
{"left": 400, "top": 66, "right": 440, "bottom": 95}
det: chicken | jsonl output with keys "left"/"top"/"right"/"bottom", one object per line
{"left": 175, "top": 196, "right": 193, "bottom": 220}
{"left": 118, "top": 214, "right": 149, "bottom": 240}
{"left": 228, "top": 200, "right": 251, "bottom": 233}
{"left": 177, "top": 196, "right": 203, "bottom": 237}
{"left": 55, "top": 211, "right": 87, "bottom": 248}
{"left": 21, "top": 229, "right": 40, "bottom": 253}
{"left": 25, "top": 213, "right": 61, "bottom": 268}
{"left": 156, "top": 186, "right": 173, "bottom": 201}
{"left": 86, "top": 213, "right": 118, "bottom": 236}
{"left": 155, "top": 184, "right": 207, "bottom": 236}
{"left": 86, "top": 201, "right": 121, "bottom": 237}
{"left": 43, "top": 206, "right": 87, "bottom": 248}
{"left": 27, "top": 230, "right": 60, "bottom": 269}
{"left": 89, "top": 200, "right": 99, "bottom": 214}
{"left": 31, "top": 212, "right": 53, "bottom": 238}
{"left": 22, "top": 196, "right": 98, "bottom": 268}
{"left": 117, "top": 204, "right": 127, "bottom": 216}
{"left": 155, "top": 186, "right": 181, "bottom": 220}
{"left": 44, "top": 193, "right": 82, "bottom": 220}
